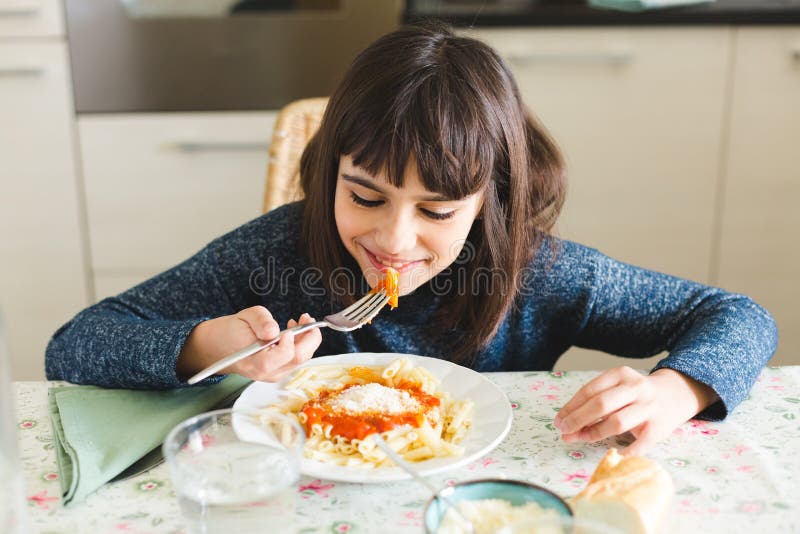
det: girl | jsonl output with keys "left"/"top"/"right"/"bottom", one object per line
{"left": 46, "top": 22, "right": 777, "bottom": 455}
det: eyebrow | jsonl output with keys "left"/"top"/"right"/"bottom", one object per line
{"left": 341, "top": 174, "right": 453, "bottom": 202}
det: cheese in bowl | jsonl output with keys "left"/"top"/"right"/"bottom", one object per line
{"left": 423, "top": 479, "right": 574, "bottom": 534}
{"left": 260, "top": 357, "right": 474, "bottom": 467}
{"left": 439, "top": 499, "right": 563, "bottom": 534}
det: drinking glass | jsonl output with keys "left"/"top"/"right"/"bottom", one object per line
{"left": 163, "top": 408, "right": 304, "bottom": 534}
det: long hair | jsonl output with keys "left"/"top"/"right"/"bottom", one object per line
{"left": 299, "top": 21, "right": 566, "bottom": 366}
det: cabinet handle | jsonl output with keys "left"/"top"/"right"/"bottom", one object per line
{"left": 792, "top": 46, "right": 800, "bottom": 61}
{"left": 165, "top": 141, "right": 268, "bottom": 152}
{"left": 506, "top": 50, "right": 633, "bottom": 66}
{"left": 0, "top": 66, "right": 44, "bottom": 77}
{"left": 0, "top": 1, "right": 40, "bottom": 16}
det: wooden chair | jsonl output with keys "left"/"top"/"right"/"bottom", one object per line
{"left": 262, "top": 97, "right": 328, "bottom": 213}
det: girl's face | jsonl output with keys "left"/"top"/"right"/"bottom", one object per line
{"left": 334, "top": 154, "right": 484, "bottom": 295}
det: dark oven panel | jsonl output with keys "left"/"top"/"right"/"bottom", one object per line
{"left": 65, "top": 0, "right": 401, "bottom": 113}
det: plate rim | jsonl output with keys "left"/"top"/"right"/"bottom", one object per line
{"left": 233, "top": 352, "right": 513, "bottom": 483}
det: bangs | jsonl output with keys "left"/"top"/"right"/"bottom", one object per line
{"left": 336, "top": 66, "right": 504, "bottom": 201}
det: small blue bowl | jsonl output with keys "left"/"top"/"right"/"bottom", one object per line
{"left": 423, "top": 478, "right": 572, "bottom": 533}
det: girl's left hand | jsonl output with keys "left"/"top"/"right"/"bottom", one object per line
{"left": 553, "top": 366, "right": 718, "bottom": 456}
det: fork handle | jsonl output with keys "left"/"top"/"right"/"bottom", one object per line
{"left": 186, "top": 320, "right": 327, "bottom": 385}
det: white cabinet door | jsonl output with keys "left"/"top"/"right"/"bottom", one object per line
{"left": 469, "top": 27, "right": 731, "bottom": 283}
{"left": 469, "top": 27, "right": 731, "bottom": 371}
{"left": 718, "top": 28, "right": 800, "bottom": 366}
{"left": 79, "top": 112, "right": 277, "bottom": 299}
{"left": 0, "top": 41, "right": 88, "bottom": 379}
{"left": 0, "top": 0, "right": 63, "bottom": 37}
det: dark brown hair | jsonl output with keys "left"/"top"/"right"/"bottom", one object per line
{"left": 299, "top": 21, "right": 566, "bottom": 366}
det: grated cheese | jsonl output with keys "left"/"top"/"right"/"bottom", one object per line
{"left": 324, "top": 383, "right": 420, "bottom": 414}
{"left": 438, "top": 499, "right": 563, "bottom": 534}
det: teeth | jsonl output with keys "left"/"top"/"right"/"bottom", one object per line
{"left": 375, "top": 254, "right": 411, "bottom": 269}
{"left": 380, "top": 259, "right": 407, "bottom": 268}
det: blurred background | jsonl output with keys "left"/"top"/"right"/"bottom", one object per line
{"left": 1, "top": 0, "right": 798, "bottom": 380}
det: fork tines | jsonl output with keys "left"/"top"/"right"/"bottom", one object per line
{"left": 344, "top": 289, "right": 389, "bottom": 323}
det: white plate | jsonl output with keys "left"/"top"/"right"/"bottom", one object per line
{"left": 233, "top": 352, "right": 513, "bottom": 484}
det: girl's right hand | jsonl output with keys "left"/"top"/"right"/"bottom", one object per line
{"left": 177, "top": 306, "right": 322, "bottom": 383}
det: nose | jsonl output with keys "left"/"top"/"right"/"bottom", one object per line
{"left": 374, "top": 207, "right": 417, "bottom": 256}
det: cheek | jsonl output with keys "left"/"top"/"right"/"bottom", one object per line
{"left": 428, "top": 235, "right": 457, "bottom": 265}
{"left": 337, "top": 217, "right": 356, "bottom": 246}
{"left": 334, "top": 197, "right": 365, "bottom": 246}
{"left": 426, "top": 219, "right": 477, "bottom": 267}
{"left": 333, "top": 203, "right": 350, "bottom": 252}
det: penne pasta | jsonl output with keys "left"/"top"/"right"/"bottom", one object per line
{"left": 381, "top": 359, "right": 404, "bottom": 380}
{"left": 403, "top": 445, "right": 434, "bottom": 462}
{"left": 446, "top": 400, "right": 473, "bottom": 440}
{"left": 356, "top": 440, "right": 376, "bottom": 454}
{"left": 336, "top": 443, "right": 357, "bottom": 455}
{"left": 344, "top": 457, "right": 369, "bottom": 468}
{"left": 260, "top": 357, "right": 474, "bottom": 467}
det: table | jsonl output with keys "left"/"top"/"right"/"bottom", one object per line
{"left": 14, "top": 367, "right": 800, "bottom": 533}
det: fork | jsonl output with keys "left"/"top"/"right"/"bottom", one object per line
{"left": 187, "top": 289, "right": 390, "bottom": 385}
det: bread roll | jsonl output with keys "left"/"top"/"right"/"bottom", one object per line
{"left": 570, "top": 448, "right": 673, "bottom": 534}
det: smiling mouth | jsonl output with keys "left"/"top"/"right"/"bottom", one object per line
{"left": 362, "top": 246, "right": 426, "bottom": 273}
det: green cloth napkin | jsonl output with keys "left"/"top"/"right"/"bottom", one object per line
{"left": 589, "top": 0, "right": 714, "bottom": 11}
{"left": 48, "top": 375, "right": 251, "bottom": 506}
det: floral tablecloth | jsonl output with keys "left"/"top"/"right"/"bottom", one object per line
{"left": 13, "top": 367, "right": 800, "bottom": 533}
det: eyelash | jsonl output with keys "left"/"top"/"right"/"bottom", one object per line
{"left": 349, "top": 191, "right": 382, "bottom": 208}
{"left": 349, "top": 192, "right": 456, "bottom": 221}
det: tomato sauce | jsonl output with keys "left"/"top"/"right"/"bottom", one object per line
{"left": 371, "top": 267, "right": 399, "bottom": 309}
{"left": 301, "top": 382, "right": 440, "bottom": 441}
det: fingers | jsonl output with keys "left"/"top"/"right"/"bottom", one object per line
{"left": 555, "top": 367, "right": 641, "bottom": 434}
{"left": 553, "top": 368, "right": 681, "bottom": 453}
{"left": 260, "top": 328, "right": 298, "bottom": 369}
{"left": 562, "top": 401, "right": 649, "bottom": 444}
{"left": 246, "top": 314, "right": 320, "bottom": 382}
{"left": 555, "top": 370, "right": 623, "bottom": 429}
{"left": 292, "top": 313, "right": 322, "bottom": 360}
{"left": 236, "top": 306, "right": 280, "bottom": 341}
{"left": 622, "top": 422, "right": 658, "bottom": 456}
{"left": 558, "top": 385, "right": 638, "bottom": 437}
{"left": 266, "top": 315, "right": 320, "bottom": 378}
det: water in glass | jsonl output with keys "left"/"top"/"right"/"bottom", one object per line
{"left": 164, "top": 409, "right": 304, "bottom": 534}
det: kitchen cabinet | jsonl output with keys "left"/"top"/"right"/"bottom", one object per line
{"left": 78, "top": 112, "right": 278, "bottom": 300}
{"left": 0, "top": 39, "right": 89, "bottom": 379}
{"left": 470, "top": 27, "right": 730, "bottom": 281}
{"left": 717, "top": 27, "right": 800, "bottom": 366}
{"left": 0, "top": 0, "right": 63, "bottom": 37}
{"left": 468, "top": 27, "right": 731, "bottom": 370}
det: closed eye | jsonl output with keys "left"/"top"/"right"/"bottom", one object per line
{"left": 351, "top": 191, "right": 456, "bottom": 220}
{"left": 420, "top": 208, "right": 456, "bottom": 221}
{"left": 350, "top": 191, "right": 384, "bottom": 208}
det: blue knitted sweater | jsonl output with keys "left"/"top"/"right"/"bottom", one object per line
{"left": 46, "top": 202, "right": 777, "bottom": 420}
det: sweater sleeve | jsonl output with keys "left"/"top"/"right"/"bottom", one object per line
{"left": 45, "top": 241, "right": 240, "bottom": 389}
{"left": 46, "top": 203, "right": 306, "bottom": 389}
{"left": 572, "top": 246, "right": 778, "bottom": 420}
